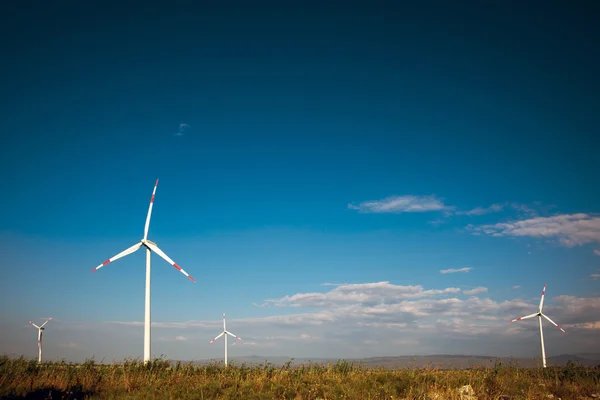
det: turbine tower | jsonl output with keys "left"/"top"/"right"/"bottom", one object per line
{"left": 29, "top": 317, "right": 52, "bottom": 363}
{"left": 209, "top": 313, "right": 242, "bottom": 366}
{"left": 509, "top": 284, "right": 566, "bottom": 368}
{"left": 91, "top": 180, "right": 196, "bottom": 363}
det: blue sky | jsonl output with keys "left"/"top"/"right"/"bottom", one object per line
{"left": 1, "top": 1, "right": 599, "bottom": 363}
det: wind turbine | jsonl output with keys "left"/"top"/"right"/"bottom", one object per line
{"left": 91, "top": 180, "right": 196, "bottom": 363}
{"left": 209, "top": 313, "right": 242, "bottom": 366}
{"left": 29, "top": 317, "right": 52, "bottom": 363}
{"left": 509, "top": 284, "right": 566, "bottom": 368}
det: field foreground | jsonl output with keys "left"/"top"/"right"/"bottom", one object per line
{"left": 1, "top": 356, "right": 599, "bottom": 400}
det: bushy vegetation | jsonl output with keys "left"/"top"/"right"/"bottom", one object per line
{"left": 0, "top": 356, "right": 599, "bottom": 399}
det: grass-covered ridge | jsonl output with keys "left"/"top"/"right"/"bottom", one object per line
{"left": 0, "top": 355, "right": 599, "bottom": 399}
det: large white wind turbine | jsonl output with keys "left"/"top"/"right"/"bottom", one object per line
{"left": 91, "top": 180, "right": 196, "bottom": 363}
{"left": 29, "top": 317, "right": 52, "bottom": 363}
{"left": 509, "top": 284, "right": 566, "bottom": 368}
{"left": 209, "top": 313, "right": 242, "bottom": 366}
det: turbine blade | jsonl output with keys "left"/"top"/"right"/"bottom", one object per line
{"left": 510, "top": 312, "right": 538, "bottom": 323}
{"left": 145, "top": 242, "right": 196, "bottom": 283}
{"left": 209, "top": 331, "right": 225, "bottom": 344}
{"left": 40, "top": 317, "right": 52, "bottom": 328}
{"left": 29, "top": 321, "right": 40, "bottom": 329}
{"left": 542, "top": 313, "right": 566, "bottom": 333}
{"left": 91, "top": 242, "right": 142, "bottom": 273}
{"left": 226, "top": 331, "right": 242, "bottom": 341}
{"left": 539, "top": 283, "right": 546, "bottom": 311}
{"left": 143, "top": 180, "right": 159, "bottom": 241}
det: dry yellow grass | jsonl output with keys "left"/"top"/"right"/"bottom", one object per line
{"left": 1, "top": 356, "right": 599, "bottom": 399}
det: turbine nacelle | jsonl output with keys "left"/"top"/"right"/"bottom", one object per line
{"left": 142, "top": 239, "right": 157, "bottom": 248}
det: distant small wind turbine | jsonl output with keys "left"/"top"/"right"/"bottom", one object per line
{"left": 91, "top": 180, "right": 196, "bottom": 363}
{"left": 29, "top": 318, "right": 52, "bottom": 363}
{"left": 509, "top": 284, "right": 566, "bottom": 368}
{"left": 209, "top": 313, "right": 242, "bottom": 366}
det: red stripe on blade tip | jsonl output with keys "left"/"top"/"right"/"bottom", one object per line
{"left": 150, "top": 194, "right": 155, "bottom": 203}
{"left": 188, "top": 275, "right": 196, "bottom": 283}
{"left": 102, "top": 260, "right": 110, "bottom": 265}
{"left": 173, "top": 263, "right": 182, "bottom": 271}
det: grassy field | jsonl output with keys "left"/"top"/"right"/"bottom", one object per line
{"left": 1, "top": 356, "right": 599, "bottom": 399}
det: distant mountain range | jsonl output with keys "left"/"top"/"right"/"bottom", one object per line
{"left": 188, "top": 353, "right": 600, "bottom": 369}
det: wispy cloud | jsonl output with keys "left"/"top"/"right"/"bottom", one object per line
{"left": 510, "top": 202, "right": 557, "bottom": 218}
{"left": 348, "top": 195, "right": 451, "bottom": 214}
{"left": 440, "top": 267, "right": 472, "bottom": 274}
{"left": 428, "top": 218, "right": 447, "bottom": 226}
{"left": 594, "top": 250, "right": 600, "bottom": 256}
{"left": 455, "top": 203, "right": 507, "bottom": 216}
{"left": 468, "top": 213, "right": 600, "bottom": 247}
{"left": 157, "top": 335, "right": 188, "bottom": 342}
{"left": 59, "top": 342, "right": 80, "bottom": 349}
{"left": 591, "top": 274, "right": 600, "bottom": 280}
{"left": 512, "top": 285, "right": 521, "bottom": 290}
{"left": 174, "top": 123, "right": 190, "bottom": 137}
{"left": 463, "top": 287, "right": 488, "bottom": 295}
{"left": 510, "top": 203, "right": 539, "bottom": 218}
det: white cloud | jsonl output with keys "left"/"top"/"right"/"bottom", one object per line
{"left": 590, "top": 274, "right": 600, "bottom": 280}
{"left": 257, "top": 282, "right": 461, "bottom": 308}
{"left": 512, "top": 285, "right": 521, "bottom": 290}
{"left": 65, "top": 284, "right": 600, "bottom": 361}
{"left": 463, "top": 287, "right": 488, "bottom": 295}
{"left": 348, "top": 195, "right": 451, "bottom": 214}
{"left": 456, "top": 203, "right": 506, "bottom": 216}
{"left": 551, "top": 296, "right": 600, "bottom": 325}
{"left": 594, "top": 249, "right": 600, "bottom": 256}
{"left": 440, "top": 267, "right": 472, "bottom": 274}
{"left": 468, "top": 213, "right": 600, "bottom": 247}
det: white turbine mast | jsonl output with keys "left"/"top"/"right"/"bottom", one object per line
{"left": 209, "top": 313, "right": 242, "bottom": 366}
{"left": 509, "top": 283, "right": 566, "bottom": 368}
{"left": 91, "top": 179, "right": 196, "bottom": 363}
{"left": 29, "top": 317, "right": 52, "bottom": 363}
